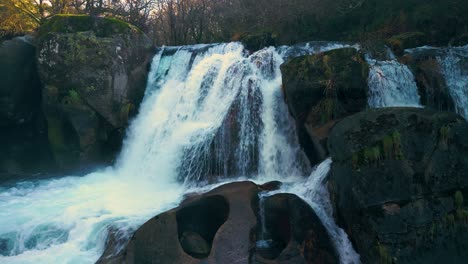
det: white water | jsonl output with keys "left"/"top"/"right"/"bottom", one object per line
{"left": 436, "top": 45, "right": 468, "bottom": 119}
{"left": 262, "top": 158, "right": 360, "bottom": 264}
{"left": 366, "top": 51, "right": 421, "bottom": 108}
{"left": 0, "top": 42, "right": 360, "bottom": 263}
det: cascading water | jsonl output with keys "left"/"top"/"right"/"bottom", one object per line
{"left": 256, "top": 159, "right": 360, "bottom": 264}
{"left": 0, "top": 42, "right": 360, "bottom": 263}
{"left": 436, "top": 45, "right": 468, "bottom": 119}
{"left": 366, "top": 51, "right": 421, "bottom": 108}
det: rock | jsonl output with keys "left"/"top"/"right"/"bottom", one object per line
{"left": 452, "top": 34, "right": 468, "bottom": 46}
{"left": 36, "top": 15, "right": 155, "bottom": 170}
{"left": 233, "top": 32, "right": 278, "bottom": 52}
{"left": 327, "top": 107, "right": 468, "bottom": 263}
{"left": 98, "top": 181, "right": 338, "bottom": 264}
{"left": 0, "top": 36, "right": 40, "bottom": 126}
{"left": 259, "top": 181, "right": 282, "bottom": 191}
{"left": 386, "top": 32, "right": 426, "bottom": 56}
{"left": 281, "top": 48, "right": 369, "bottom": 164}
{"left": 180, "top": 231, "right": 210, "bottom": 257}
{"left": 253, "top": 193, "right": 339, "bottom": 264}
{"left": 0, "top": 36, "right": 55, "bottom": 177}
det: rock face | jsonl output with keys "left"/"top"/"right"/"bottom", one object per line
{"left": 97, "top": 181, "right": 338, "bottom": 264}
{"left": 327, "top": 107, "right": 468, "bottom": 263}
{"left": 36, "top": 15, "right": 154, "bottom": 170}
{"left": 281, "top": 48, "right": 369, "bottom": 164}
{"left": 0, "top": 36, "right": 55, "bottom": 177}
{"left": 253, "top": 193, "right": 338, "bottom": 264}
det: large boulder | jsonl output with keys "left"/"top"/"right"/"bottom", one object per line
{"left": 97, "top": 181, "right": 338, "bottom": 264}
{"left": 0, "top": 36, "right": 55, "bottom": 177}
{"left": 281, "top": 48, "right": 369, "bottom": 164}
{"left": 36, "top": 15, "right": 155, "bottom": 170}
{"left": 328, "top": 107, "right": 468, "bottom": 263}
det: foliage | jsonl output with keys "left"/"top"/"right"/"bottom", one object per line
{"left": 67, "top": 89, "right": 81, "bottom": 104}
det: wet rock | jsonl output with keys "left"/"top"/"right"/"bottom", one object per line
{"left": 253, "top": 193, "right": 339, "bottom": 264}
{"left": 328, "top": 107, "right": 468, "bottom": 263}
{"left": 98, "top": 181, "right": 338, "bottom": 264}
{"left": 259, "top": 181, "right": 282, "bottom": 191}
{"left": 281, "top": 48, "right": 369, "bottom": 164}
{"left": 0, "top": 36, "right": 55, "bottom": 176}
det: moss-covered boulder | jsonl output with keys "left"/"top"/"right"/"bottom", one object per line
{"left": 328, "top": 107, "right": 468, "bottom": 263}
{"left": 0, "top": 36, "right": 55, "bottom": 177}
{"left": 36, "top": 15, "right": 155, "bottom": 170}
{"left": 280, "top": 47, "right": 369, "bottom": 164}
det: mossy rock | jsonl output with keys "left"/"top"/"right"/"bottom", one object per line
{"left": 281, "top": 47, "right": 369, "bottom": 164}
{"left": 328, "top": 107, "right": 468, "bottom": 263}
{"left": 36, "top": 15, "right": 154, "bottom": 171}
{"left": 38, "top": 15, "right": 142, "bottom": 39}
{"left": 281, "top": 47, "right": 369, "bottom": 123}
{"left": 386, "top": 32, "right": 427, "bottom": 56}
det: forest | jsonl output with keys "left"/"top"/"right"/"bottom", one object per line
{"left": 2, "top": 0, "right": 467, "bottom": 46}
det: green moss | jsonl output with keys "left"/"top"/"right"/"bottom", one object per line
{"left": 68, "top": 89, "right": 81, "bottom": 105}
{"left": 439, "top": 125, "right": 450, "bottom": 148}
{"left": 351, "top": 130, "right": 405, "bottom": 168}
{"left": 455, "top": 209, "right": 468, "bottom": 223}
{"left": 392, "top": 131, "right": 404, "bottom": 159}
{"left": 364, "top": 147, "right": 374, "bottom": 164}
{"left": 382, "top": 135, "right": 393, "bottom": 159}
{"left": 446, "top": 213, "right": 455, "bottom": 226}
{"left": 455, "top": 191, "right": 464, "bottom": 209}
{"left": 86, "top": 85, "right": 96, "bottom": 93}
{"left": 38, "top": 15, "right": 141, "bottom": 39}
{"left": 377, "top": 244, "right": 392, "bottom": 264}
{"left": 372, "top": 146, "right": 381, "bottom": 162}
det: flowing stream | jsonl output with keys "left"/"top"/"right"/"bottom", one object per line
{"left": 0, "top": 41, "right": 370, "bottom": 263}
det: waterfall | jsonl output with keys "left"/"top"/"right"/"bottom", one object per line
{"left": 436, "top": 45, "right": 468, "bottom": 119}
{"left": 366, "top": 51, "right": 421, "bottom": 108}
{"left": 0, "top": 42, "right": 361, "bottom": 263}
{"left": 262, "top": 158, "right": 360, "bottom": 264}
